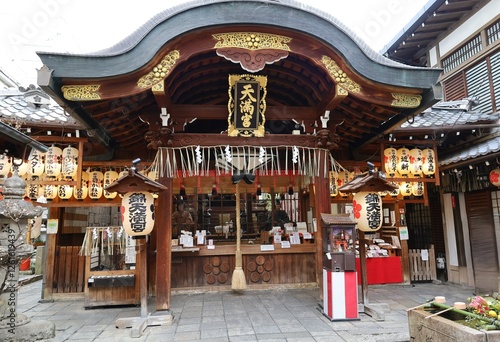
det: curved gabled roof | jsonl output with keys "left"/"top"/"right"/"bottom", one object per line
{"left": 36, "top": 0, "right": 442, "bottom": 160}
{"left": 38, "top": 0, "right": 438, "bottom": 87}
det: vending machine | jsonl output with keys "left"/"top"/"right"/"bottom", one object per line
{"left": 320, "top": 213, "right": 359, "bottom": 321}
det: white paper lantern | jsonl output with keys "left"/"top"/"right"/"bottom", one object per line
{"left": 74, "top": 172, "right": 89, "bottom": 200}
{"left": 43, "top": 184, "right": 58, "bottom": 200}
{"left": 422, "top": 148, "right": 436, "bottom": 176}
{"left": 89, "top": 170, "right": 104, "bottom": 200}
{"left": 61, "top": 146, "right": 79, "bottom": 179}
{"left": 399, "top": 181, "right": 412, "bottom": 197}
{"left": 329, "top": 171, "right": 338, "bottom": 197}
{"left": 103, "top": 170, "right": 119, "bottom": 199}
{"left": 11, "top": 158, "right": 29, "bottom": 177}
{"left": 389, "top": 181, "right": 400, "bottom": 197}
{"left": 397, "top": 148, "right": 410, "bottom": 176}
{"left": 409, "top": 148, "right": 423, "bottom": 176}
{"left": 58, "top": 184, "right": 73, "bottom": 200}
{"left": 353, "top": 192, "right": 382, "bottom": 232}
{"left": 30, "top": 215, "right": 43, "bottom": 239}
{"left": 121, "top": 191, "right": 155, "bottom": 236}
{"left": 28, "top": 149, "right": 45, "bottom": 176}
{"left": 338, "top": 171, "right": 353, "bottom": 197}
{"left": 27, "top": 181, "right": 41, "bottom": 200}
{"left": 383, "top": 147, "right": 398, "bottom": 176}
{"left": 411, "top": 181, "right": 425, "bottom": 197}
{"left": 45, "top": 145, "right": 62, "bottom": 177}
{"left": 0, "top": 153, "right": 12, "bottom": 178}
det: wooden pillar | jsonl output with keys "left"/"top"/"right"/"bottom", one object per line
{"left": 396, "top": 202, "right": 411, "bottom": 284}
{"left": 42, "top": 207, "right": 60, "bottom": 300}
{"left": 314, "top": 149, "right": 331, "bottom": 297}
{"left": 359, "top": 231, "right": 369, "bottom": 304}
{"left": 155, "top": 153, "right": 173, "bottom": 311}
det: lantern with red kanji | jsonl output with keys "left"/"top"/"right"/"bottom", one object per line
{"left": 44, "top": 145, "right": 62, "bottom": 178}
{"left": 409, "top": 148, "right": 423, "bottom": 176}
{"left": 103, "top": 170, "right": 119, "bottom": 199}
{"left": 422, "top": 148, "right": 436, "bottom": 176}
{"left": 383, "top": 147, "right": 397, "bottom": 176}
{"left": 352, "top": 192, "right": 382, "bottom": 232}
{"left": 329, "top": 171, "right": 338, "bottom": 197}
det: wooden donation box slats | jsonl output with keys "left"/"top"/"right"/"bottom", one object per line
{"left": 82, "top": 227, "right": 139, "bottom": 308}
{"left": 88, "top": 274, "right": 135, "bottom": 288}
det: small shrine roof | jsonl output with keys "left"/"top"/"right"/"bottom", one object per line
{"left": 321, "top": 213, "right": 355, "bottom": 226}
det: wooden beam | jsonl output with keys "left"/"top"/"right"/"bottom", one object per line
{"left": 32, "top": 136, "right": 87, "bottom": 143}
{"left": 167, "top": 133, "right": 320, "bottom": 148}
{"left": 169, "top": 104, "right": 315, "bottom": 121}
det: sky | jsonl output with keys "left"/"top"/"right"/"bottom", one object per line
{"left": 0, "top": 0, "right": 430, "bottom": 86}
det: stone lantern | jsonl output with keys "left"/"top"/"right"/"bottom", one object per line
{"left": 0, "top": 169, "right": 55, "bottom": 341}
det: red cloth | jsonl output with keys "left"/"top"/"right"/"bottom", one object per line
{"left": 356, "top": 257, "right": 402, "bottom": 284}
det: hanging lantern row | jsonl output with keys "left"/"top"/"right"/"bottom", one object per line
{"left": 0, "top": 146, "right": 80, "bottom": 180}
{"left": 330, "top": 171, "right": 425, "bottom": 198}
{"left": 384, "top": 147, "right": 435, "bottom": 177}
{"left": 23, "top": 168, "right": 131, "bottom": 201}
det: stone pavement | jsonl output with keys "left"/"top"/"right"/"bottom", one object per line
{"left": 15, "top": 278, "right": 476, "bottom": 342}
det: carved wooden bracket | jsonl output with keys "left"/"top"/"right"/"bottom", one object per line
{"left": 216, "top": 48, "right": 289, "bottom": 72}
{"left": 316, "top": 129, "right": 340, "bottom": 150}
{"left": 144, "top": 128, "right": 173, "bottom": 149}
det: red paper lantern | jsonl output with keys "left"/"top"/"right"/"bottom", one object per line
{"left": 489, "top": 169, "right": 500, "bottom": 187}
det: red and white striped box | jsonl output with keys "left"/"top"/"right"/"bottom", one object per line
{"left": 322, "top": 269, "right": 359, "bottom": 321}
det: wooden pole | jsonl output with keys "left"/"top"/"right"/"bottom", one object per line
{"left": 359, "top": 231, "right": 368, "bottom": 304}
{"left": 137, "top": 237, "right": 147, "bottom": 318}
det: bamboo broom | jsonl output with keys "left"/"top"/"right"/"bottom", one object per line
{"left": 231, "top": 182, "right": 247, "bottom": 291}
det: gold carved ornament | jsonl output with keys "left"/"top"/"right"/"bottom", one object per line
{"left": 61, "top": 85, "right": 101, "bottom": 101}
{"left": 213, "top": 32, "right": 291, "bottom": 50}
{"left": 227, "top": 74, "right": 267, "bottom": 138}
{"left": 213, "top": 32, "right": 291, "bottom": 72}
{"left": 137, "top": 50, "right": 180, "bottom": 89}
{"left": 391, "top": 93, "right": 422, "bottom": 108}
{"left": 321, "top": 56, "right": 360, "bottom": 94}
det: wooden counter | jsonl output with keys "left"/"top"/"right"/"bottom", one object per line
{"left": 171, "top": 243, "right": 317, "bottom": 289}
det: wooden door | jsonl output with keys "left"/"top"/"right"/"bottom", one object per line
{"left": 465, "top": 190, "right": 499, "bottom": 293}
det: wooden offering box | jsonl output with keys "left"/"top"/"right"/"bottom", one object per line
{"left": 82, "top": 227, "right": 139, "bottom": 308}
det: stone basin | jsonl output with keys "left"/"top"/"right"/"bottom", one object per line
{"left": 408, "top": 308, "right": 500, "bottom": 342}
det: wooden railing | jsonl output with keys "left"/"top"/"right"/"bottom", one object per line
{"left": 409, "top": 244, "right": 436, "bottom": 282}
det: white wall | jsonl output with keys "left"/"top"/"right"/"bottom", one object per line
{"left": 443, "top": 193, "right": 459, "bottom": 266}
{"left": 438, "top": 1, "right": 499, "bottom": 56}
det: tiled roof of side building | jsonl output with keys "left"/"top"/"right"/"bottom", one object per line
{"left": 401, "top": 98, "right": 499, "bottom": 129}
{"left": 0, "top": 85, "right": 79, "bottom": 126}
{"left": 439, "top": 134, "right": 500, "bottom": 166}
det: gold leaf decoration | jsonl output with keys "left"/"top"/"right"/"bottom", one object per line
{"left": 61, "top": 85, "right": 101, "bottom": 101}
{"left": 137, "top": 50, "right": 180, "bottom": 89}
{"left": 213, "top": 32, "right": 291, "bottom": 51}
{"left": 391, "top": 93, "right": 422, "bottom": 108}
{"left": 321, "top": 56, "right": 360, "bottom": 94}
